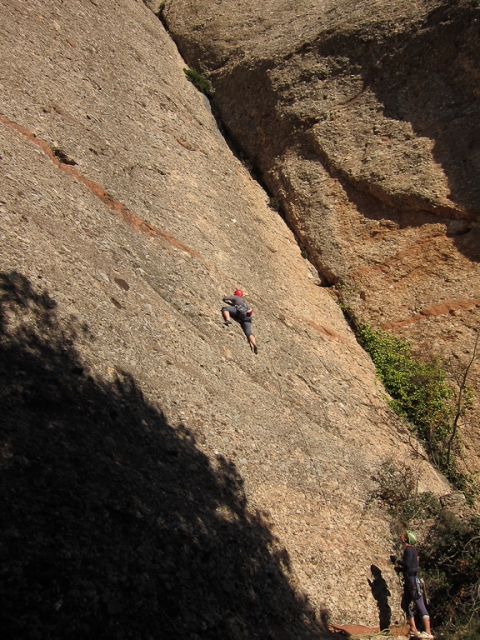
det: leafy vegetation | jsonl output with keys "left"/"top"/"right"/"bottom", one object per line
{"left": 368, "top": 459, "right": 439, "bottom": 523}
{"left": 357, "top": 324, "right": 473, "bottom": 485}
{"left": 268, "top": 196, "right": 280, "bottom": 211}
{"left": 183, "top": 68, "right": 211, "bottom": 95}
{"left": 155, "top": 2, "right": 166, "bottom": 26}
{"left": 421, "top": 511, "right": 480, "bottom": 637}
{"left": 369, "top": 459, "right": 480, "bottom": 639}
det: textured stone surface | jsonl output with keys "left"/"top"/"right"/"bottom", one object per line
{"left": 0, "top": 0, "right": 454, "bottom": 635}
{"left": 164, "top": 0, "right": 480, "bottom": 479}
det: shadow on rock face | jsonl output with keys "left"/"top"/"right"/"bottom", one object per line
{"left": 0, "top": 271, "right": 332, "bottom": 640}
{"left": 369, "top": 2, "right": 480, "bottom": 223}
{"left": 310, "top": 1, "right": 480, "bottom": 263}
{"left": 203, "top": 2, "right": 480, "bottom": 263}
{"left": 367, "top": 565, "right": 392, "bottom": 633}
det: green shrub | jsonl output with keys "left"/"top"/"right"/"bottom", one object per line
{"left": 155, "top": 2, "right": 166, "bottom": 23}
{"left": 369, "top": 459, "right": 439, "bottom": 524}
{"left": 369, "top": 460, "right": 479, "bottom": 638}
{"left": 269, "top": 197, "right": 280, "bottom": 211}
{"left": 420, "top": 511, "right": 480, "bottom": 633}
{"left": 357, "top": 324, "right": 456, "bottom": 473}
{"left": 183, "top": 68, "right": 211, "bottom": 95}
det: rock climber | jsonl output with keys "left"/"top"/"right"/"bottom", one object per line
{"left": 221, "top": 289, "right": 258, "bottom": 354}
{"left": 395, "top": 530, "right": 434, "bottom": 639}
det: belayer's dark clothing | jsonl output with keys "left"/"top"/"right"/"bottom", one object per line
{"left": 222, "top": 296, "right": 253, "bottom": 337}
{"left": 399, "top": 545, "right": 419, "bottom": 576}
{"left": 398, "top": 546, "right": 429, "bottom": 619}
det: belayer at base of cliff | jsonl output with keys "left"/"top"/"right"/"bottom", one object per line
{"left": 221, "top": 289, "right": 258, "bottom": 354}
{"left": 395, "top": 530, "right": 434, "bottom": 640}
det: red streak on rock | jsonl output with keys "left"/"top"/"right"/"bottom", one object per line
{"left": 304, "top": 317, "right": 344, "bottom": 340}
{"left": 383, "top": 298, "right": 480, "bottom": 329}
{"left": 0, "top": 113, "right": 203, "bottom": 262}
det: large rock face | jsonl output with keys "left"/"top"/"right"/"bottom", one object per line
{"left": 164, "top": 0, "right": 480, "bottom": 478}
{"left": 0, "top": 0, "right": 452, "bottom": 636}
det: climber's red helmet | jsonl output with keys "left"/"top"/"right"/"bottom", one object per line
{"left": 234, "top": 289, "right": 243, "bottom": 297}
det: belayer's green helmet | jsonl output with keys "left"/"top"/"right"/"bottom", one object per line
{"left": 405, "top": 530, "right": 417, "bottom": 545}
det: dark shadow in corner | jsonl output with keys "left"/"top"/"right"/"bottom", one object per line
{"left": 375, "top": 1, "right": 480, "bottom": 217}
{"left": 367, "top": 565, "right": 392, "bottom": 632}
{"left": 201, "top": 1, "right": 480, "bottom": 265}
{"left": 312, "top": 1, "right": 480, "bottom": 262}
{"left": 0, "top": 271, "right": 334, "bottom": 640}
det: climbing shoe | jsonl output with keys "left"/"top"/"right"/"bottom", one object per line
{"left": 224, "top": 320, "right": 232, "bottom": 326}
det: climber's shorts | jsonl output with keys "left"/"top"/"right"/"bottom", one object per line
{"left": 222, "top": 306, "right": 253, "bottom": 337}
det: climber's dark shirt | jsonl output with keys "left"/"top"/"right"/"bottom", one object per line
{"left": 222, "top": 295, "right": 248, "bottom": 311}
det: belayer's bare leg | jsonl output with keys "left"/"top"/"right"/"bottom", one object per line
{"left": 408, "top": 617, "right": 420, "bottom": 637}
{"left": 422, "top": 616, "right": 432, "bottom": 637}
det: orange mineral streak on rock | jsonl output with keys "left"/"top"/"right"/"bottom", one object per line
{"left": 383, "top": 298, "right": 480, "bottom": 329}
{"left": 0, "top": 114, "right": 205, "bottom": 263}
{"left": 303, "top": 317, "right": 344, "bottom": 340}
